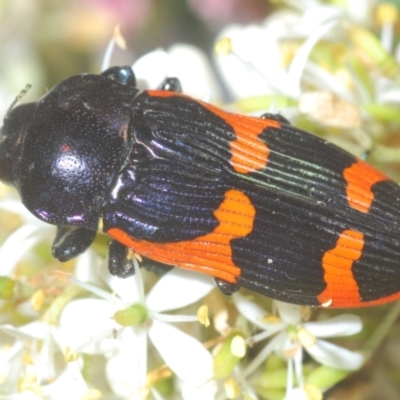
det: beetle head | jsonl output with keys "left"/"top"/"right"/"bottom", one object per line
{"left": 0, "top": 67, "right": 138, "bottom": 229}
{"left": 0, "top": 103, "right": 36, "bottom": 185}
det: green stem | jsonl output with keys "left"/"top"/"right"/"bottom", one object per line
{"left": 368, "top": 145, "right": 400, "bottom": 164}
{"left": 362, "top": 301, "right": 400, "bottom": 359}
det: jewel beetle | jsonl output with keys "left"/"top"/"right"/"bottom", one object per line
{"left": 1, "top": 65, "right": 400, "bottom": 308}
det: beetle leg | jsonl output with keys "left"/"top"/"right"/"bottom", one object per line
{"left": 108, "top": 239, "right": 135, "bottom": 278}
{"left": 101, "top": 66, "right": 137, "bottom": 87}
{"left": 141, "top": 259, "right": 173, "bottom": 276}
{"left": 260, "top": 112, "right": 291, "bottom": 124}
{"left": 52, "top": 226, "right": 96, "bottom": 262}
{"left": 214, "top": 278, "right": 240, "bottom": 295}
{"left": 109, "top": 239, "right": 174, "bottom": 278}
{"left": 158, "top": 77, "right": 182, "bottom": 93}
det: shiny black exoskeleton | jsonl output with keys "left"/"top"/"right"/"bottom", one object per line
{"left": 0, "top": 66, "right": 176, "bottom": 277}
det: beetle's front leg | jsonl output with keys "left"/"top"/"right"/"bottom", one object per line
{"left": 108, "top": 239, "right": 174, "bottom": 278}
{"left": 52, "top": 226, "right": 97, "bottom": 262}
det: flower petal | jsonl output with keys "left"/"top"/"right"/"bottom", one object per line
{"left": 0, "top": 198, "right": 34, "bottom": 219}
{"left": 1, "top": 321, "right": 47, "bottom": 340}
{"left": 73, "top": 249, "right": 103, "bottom": 284}
{"left": 146, "top": 268, "right": 214, "bottom": 312}
{"left": 306, "top": 339, "right": 364, "bottom": 370}
{"left": 133, "top": 49, "right": 169, "bottom": 89}
{"left": 243, "top": 332, "right": 287, "bottom": 378}
{"left": 303, "top": 314, "right": 362, "bottom": 338}
{"left": 275, "top": 301, "right": 302, "bottom": 325}
{"left": 181, "top": 379, "right": 217, "bottom": 400}
{"left": 134, "top": 44, "right": 219, "bottom": 100}
{"left": 42, "top": 361, "right": 88, "bottom": 400}
{"left": 215, "top": 24, "right": 281, "bottom": 98}
{"left": 58, "top": 299, "right": 117, "bottom": 354}
{"left": 100, "top": 269, "right": 140, "bottom": 304}
{"left": 149, "top": 320, "right": 213, "bottom": 385}
{"left": 233, "top": 293, "right": 285, "bottom": 332}
{"left": 0, "top": 222, "right": 52, "bottom": 275}
{"left": 284, "top": 387, "right": 308, "bottom": 400}
{"left": 286, "top": 20, "right": 337, "bottom": 98}
{"left": 166, "top": 44, "right": 220, "bottom": 100}
{"left": 106, "top": 328, "right": 147, "bottom": 397}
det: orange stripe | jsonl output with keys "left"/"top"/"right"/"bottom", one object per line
{"left": 317, "top": 229, "right": 364, "bottom": 307}
{"left": 200, "top": 102, "right": 279, "bottom": 174}
{"left": 107, "top": 189, "right": 256, "bottom": 283}
{"left": 343, "top": 159, "right": 388, "bottom": 213}
{"left": 147, "top": 90, "right": 280, "bottom": 174}
{"left": 147, "top": 90, "right": 178, "bottom": 98}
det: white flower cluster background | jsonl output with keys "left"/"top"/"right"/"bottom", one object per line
{"left": 1, "top": 1, "right": 400, "bottom": 399}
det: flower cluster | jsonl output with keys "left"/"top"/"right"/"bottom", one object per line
{"left": 214, "top": 0, "right": 400, "bottom": 163}
{"left": 2, "top": 0, "right": 400, "bottom": 399}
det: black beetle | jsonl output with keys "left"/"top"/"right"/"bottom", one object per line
{"left": 4, "top": 65, "right": 400, "bottom": 308}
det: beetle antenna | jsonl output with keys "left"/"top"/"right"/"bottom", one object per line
{"left": 5, "top": 84, "right": 32, "bottom": 119}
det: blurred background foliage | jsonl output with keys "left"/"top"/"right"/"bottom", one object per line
{"left": 0, "top": 0, "right": 271, "bottom": 108}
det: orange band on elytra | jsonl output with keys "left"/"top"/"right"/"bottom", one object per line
{"left": 200, "top": 102, "right": 279, "bottom": 174}
{"left": 147, "top": 90, "right": 280, "bottom": 174}
{"left": 107, "top": 189, "right": 256, "bottom": 283}
{"left": 317, "top": 229, "right": 364, "bottom": 307}
{"left": 343, "top": 159, "right": 388, "bottom": 213}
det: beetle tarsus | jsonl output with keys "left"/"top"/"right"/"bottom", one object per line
{"left": 159, "top": 77, "right": 182, "bottom": 93}
{"left": 261, "top": 112, "right": 290, "bottom": 124}
{"left": 101, "top": 65, "right": 136, "bottom": 87}
{"left": 215, "top": 278, "right": 240, "bottom": 295}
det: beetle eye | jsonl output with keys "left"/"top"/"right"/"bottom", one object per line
{"left": 0, "top": 103, "right": 36, "bottom": 185}
{"left": 0, "top": 148, "right": 13, "bottom": 185}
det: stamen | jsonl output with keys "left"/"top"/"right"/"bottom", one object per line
{"left": 231, "top": 335, "right": 246, "bottom": 357}
{"left": 197, "top": 304, "right": 210, "bottom": 326}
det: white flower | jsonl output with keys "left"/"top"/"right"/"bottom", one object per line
{"left": 58, "top": 259, "right": 215, "bottom": 397}
{"left": 132, "top": 44, "right": 221, "bottom": 101}
{"left": 214, "top": 6, "right": 342, "bottom": 101}
{"left": 0, "top": 320, "right": 90, "bottom": 399}
{"left": 214, "top": 0, "right": 400, "bottom": 135}
{"left": 102, "top": 35, "right": 220, "bottom": 101}
{"left": 180, "top": 378, "right": 218, "bottom": 400}
{"left": 0, "top": 198, "right": 53, "bottom": 278}
{"left": 234, "top": 294, "right": 363, "bottom": 395}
